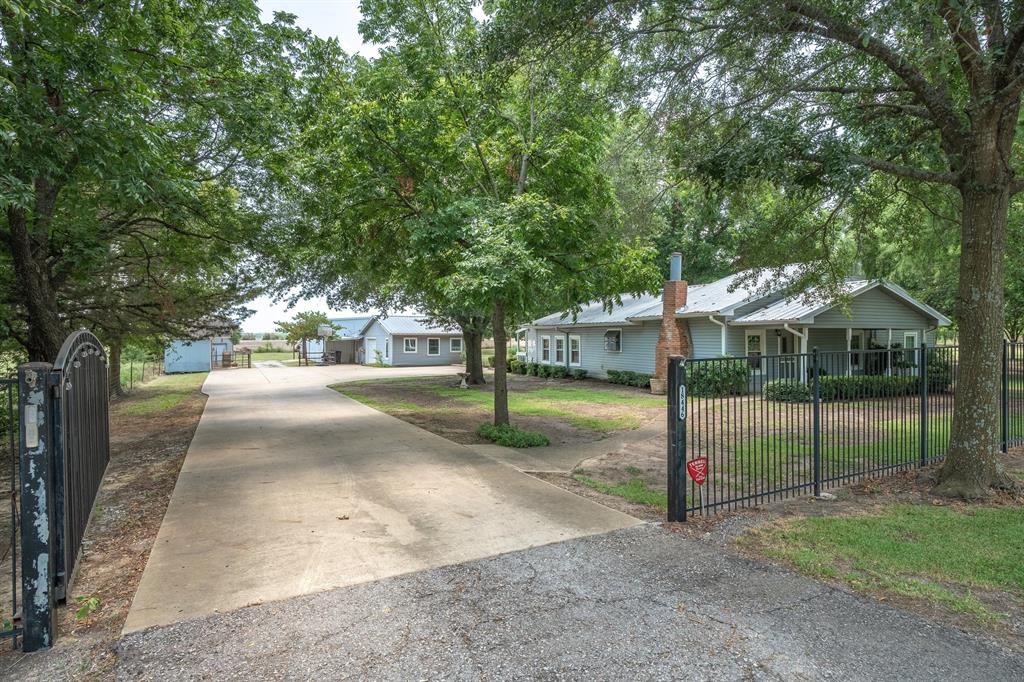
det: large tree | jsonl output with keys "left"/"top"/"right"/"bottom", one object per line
{"left": 493, "top": 0, "right": 1024, "bottom": 497}
{"left": 282, "top": 0, "right": 658, "bottom": 426}
{"left": 1, "top": 0, "right": 307, "bottom": 361}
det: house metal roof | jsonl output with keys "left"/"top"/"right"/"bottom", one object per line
{"left": 526, "top": 268, "right": 950, "bottom": 329}
{"left": 530, "top": 293, "right": 663, "bottom": 327}
{"left": 372, "top": 315, "right": 461, "bottom": 336}
{"left": 329, "top": 316, "right": 375, "bottom": 339}
{"left": 731, "top": 280, "right": 952, "bottom": 326}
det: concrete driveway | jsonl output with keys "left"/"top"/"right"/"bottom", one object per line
{"left": 123, "top": 364, "right": 639, "bottom": 632}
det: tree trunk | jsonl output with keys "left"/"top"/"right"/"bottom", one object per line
{"left": 491, "top": 300, "right": 509, "bottom": 426}
{"left": 456, "top": 315, "right": 488, "bottom": 385}
{"left": 108, "top": 342, "right": 124, "bottom": 399}
{"left": 936, "top": 118, "right": 1016, "bottom": 497}
{"left": 7, "top": 206, "right": 65, "bottom": 361}
{"left": 463, "top": 328, "right": 485, "bottom": 384}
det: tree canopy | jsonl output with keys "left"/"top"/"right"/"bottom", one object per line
{"left": 1, "top": 0, "right": 309, "bottom": 362}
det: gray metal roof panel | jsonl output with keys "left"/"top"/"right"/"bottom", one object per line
{"left": 376, "top": 316, "right": 461, "bottom": 335}
{"left": 329, "top": 316, "right": 375, "bottom": 338}
{"left": 530, "top": 293, "right": 663, "bottom": 327}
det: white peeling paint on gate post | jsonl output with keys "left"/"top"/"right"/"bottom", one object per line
{"left": 18, "top": 362, "right": 56, "bottom": 651}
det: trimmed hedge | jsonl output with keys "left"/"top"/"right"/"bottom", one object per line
{"left": 549, "top": 365, "right": 569, "bottom": 379}
{"left": 763, "top": 380, "right": 811, "bottom": 402}
{"left": 477, "top": 423, "right": 550, "bottom": 448}
{"left": 764, "top": 371, "right": 953, "bottom": 403}
{"left": 571, "top": 368, "right": 588, "bottom": 380}
{"left": 607, "top": 369, "right": 653, "bottom": 388}
{"left": 688, "top": 357, "right": 749, "bottom": 397}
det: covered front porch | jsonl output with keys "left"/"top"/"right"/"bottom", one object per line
{"left": 732, "top": 325, "right": 932, "bottom": 381}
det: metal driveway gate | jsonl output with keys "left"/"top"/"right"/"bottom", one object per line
{"left": 15, "top": 330, "right": 110, "bottom": 650}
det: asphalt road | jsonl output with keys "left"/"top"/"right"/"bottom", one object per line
{"left": 116, "top": 524, "right": 1024, "bottom": 681}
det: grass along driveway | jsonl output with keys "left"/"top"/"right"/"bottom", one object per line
{"left": 0, "top": 370, "right": 209, "bottom": 679}
{"left": 738, "top": 500, "right": 1024, "bottom": 635}
{"left": 332, "top": 374, "right": 663, "bottom": 447}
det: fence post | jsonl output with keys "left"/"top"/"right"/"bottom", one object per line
{"left": 812, "top": 348, "right": 821, "bottom": 497}
{"left": 919, "top": 342, "right": 928, "bottom": 467}
{"left": 1002, "top": 339, "right": 1009, "bottom": 453}
{"left": 667, "top": 356, "right": 687, "bottom": 522}
{"left": 18, "top": 362, "right": 57, "bottom": 651}
{"left": 129, "top": 361, "right": 134, "bottom": 391}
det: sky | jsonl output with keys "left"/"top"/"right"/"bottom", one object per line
{"left": 242, "top": 1, "right": 375, "bottom": 332}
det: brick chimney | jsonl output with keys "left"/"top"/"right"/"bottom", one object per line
{"left": 653, "top": 252, "right": 692, "bottom": 393}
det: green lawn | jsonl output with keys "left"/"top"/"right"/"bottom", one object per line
{"left": 574, "top": 475, "right": 667, "bottom": 509}
{"left": 251, "top": 351, "right": 295, "bottom": 362}
{"left": 338, "top": 378, "right": 662, "bottom": 433}
{"left": 741, "top": 504, "right": 1024, "bottom": 622}
{"left": 120, "top": 372, "right": 207, "bottom": 416}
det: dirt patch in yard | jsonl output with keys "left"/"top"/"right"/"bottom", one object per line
{"left": 334, "top": 374, "right": 663, "bottom": 447}
{"left": 0, "top": 372, "right": 208, "bottom": 680}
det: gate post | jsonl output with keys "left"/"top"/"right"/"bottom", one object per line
{"left": 811, "top": 348, "right": 822, "bottom": 497}
{"left": 919, "top": 342, "right": 928, "bottom": 467}
{"left": 1001, "top": 339, "right": 1009, "bottom": 453}
{"left": 18, "top": 362, "right": 57, "bottom": 651}
{"left": 667, "top": 356, "right": 687, "bottom": 522}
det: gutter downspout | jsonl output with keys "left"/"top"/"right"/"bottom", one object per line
{"left": 708, "top": 315, "right": 727, "bottom": 356}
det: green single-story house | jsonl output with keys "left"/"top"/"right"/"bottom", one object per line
{"left": 517, "top": 256, "right": 951, "bottom": 389}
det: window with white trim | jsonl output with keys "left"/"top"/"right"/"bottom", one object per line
{"left": 903, "top": 332, "right": 919, "bottom": 366}
{"left": 450, "top": 338, "right": 463, "bottom": 353}
{"left": 541, "top": 336, "right": 551, "bottom": 362}
{"left": 850, "top": 332, "right": 863, "bottom": 368}
{"left": 403, "top": 337, "right": 417, "bottom": 353}
{"left": 385, "top": 339, "right": 390, "bottom": 358}
{"left": 746, "top": 331, "right": 765, "bottom": 372}
{"left": 604, "top": 329, "right": 622, "bottom": 352}
{"left": 569, "top": 335, "right": 581, "bottom": 366}
{"left": 427, "top": 338, "right": 440, "bottom": 355}
{"left": 554, "top": 337, "right": 565, "bottom": 363}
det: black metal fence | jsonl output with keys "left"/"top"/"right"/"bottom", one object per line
{"left": 52, "top": 332, "right": 110, "bottom": 601}
{"left": 2, "top": 330, "right": 111, "bottom": 651}
{"left": 668, "top": 343, "right": 1022, "bottom": 520}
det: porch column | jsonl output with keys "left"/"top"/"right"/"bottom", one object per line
{"left": 846, "top": 327, "right": 852, "bottom": 376}
{"left": 886, "top": 328, "right": 892, "bottom": 375}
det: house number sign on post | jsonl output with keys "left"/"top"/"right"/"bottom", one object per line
{"left": 686, "top": 457, "right": 708, "bottom": 514}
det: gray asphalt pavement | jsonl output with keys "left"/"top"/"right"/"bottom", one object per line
{"left": 115, "top": 524, "right": 1024, "bottom": 681}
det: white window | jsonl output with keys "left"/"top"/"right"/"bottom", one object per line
{"left": 403, "top": 338, "right": 417, "bottom": 353}
{"left": 903, "top": 332, "right": 919, "bottom": 365}
{"left": 385, "top": 339, "right": 390, "bottom": 358}
{"left": 746, "top": 331, "right": 765, "bottom": 372}
{"left": 554, "top": 337, "right": 565, "bottom": 363}
{"left": 850, "top": 332, "right": 863, "bottom": 368}
{"left": 541, "top": 336, "right": 551, "bottom": 363}
{"left": 569, "top": 335, "right": 581, "bottom": 366}
{"left": 604, "top": 329, "right": 622, "bottom": 352}
{"left": 450, "top": 338, "right": 463, "bottom": 353}
{"left": 427, "top": 338, "right": 440, "bottom": 356}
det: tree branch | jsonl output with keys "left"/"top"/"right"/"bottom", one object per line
{"left": 782, "top": 1, "right": 966, "bottom": 147}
